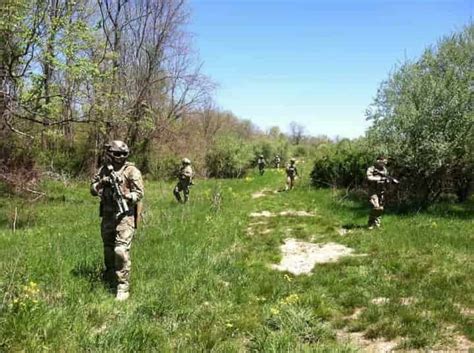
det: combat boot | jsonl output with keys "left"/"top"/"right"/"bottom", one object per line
{"left": 116, "top": 290, "right": 129, "bottom": 301}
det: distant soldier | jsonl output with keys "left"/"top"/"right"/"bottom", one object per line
{"left": 285, "top": 158, "right": 298, "bottom": 190}
{"left": 274, "top": 154, "right": 281, "bottom": 169}
{"left": 91, "top": 141, "right": 144, "bottom": 301}
{"left": 366, "top": 156, "right": 399, "bottom": 229}
{"left": 174, "top": 158, "right": 194, "bottom": 203}
{"left": 257, "top": 154, "right": 266, "bottom": 175}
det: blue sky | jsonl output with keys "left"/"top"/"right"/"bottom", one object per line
{"left": 188, "top": 0, "right": 472, "bottom": 138}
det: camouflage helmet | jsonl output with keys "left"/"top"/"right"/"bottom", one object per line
{"left": 105, "top": 140, "right": 129, "bottom": 164}
{"left": 259, "top": 154, "right": 264, "bottom": 158}
{"left": 290, "top": 157, "right": 296, "bottom": 163}
{"left": 376, "top": 155, "right": 387, "bottom": 165}
{"left": 182, "top": 157, "right": 191, "bottom": 165}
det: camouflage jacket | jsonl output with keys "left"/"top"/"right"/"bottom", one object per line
{"left": 179, "top": 165, "right": 193, "bottom": 182}
{"left": 366, "top": 165, "right": 388, "bottom": 194}
{"left": 257, "top": 158, "right": 266, "bottom": 166}
{"left": 91, "top": 162, "right": 144, "bottom": 216}
{"left": 286, "top": 164, "right": 298, "bottom": 177}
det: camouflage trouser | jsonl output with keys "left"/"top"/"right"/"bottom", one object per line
{"left": 174, "top": 180, "right": 190, "bottom": 203}
{"left": 368, "top": 192, "right": 384, "bottom": 227}
{"left": 286, "top": 176, "right": 295, "bottom": 190}
{"left": 258, "top": 165, "right": 265, "bottom": 175}
{"left": 101, "top": 215, "right": 135, "bottom": 292}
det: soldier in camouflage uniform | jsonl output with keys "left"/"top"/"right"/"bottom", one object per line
{"left": 366, "top": 156, "right": 398, "bottom": 229}
{"left": 285, "top": 158, "right": 298, "bottom": 190}
{"left": 91, "top": 141, "right": 144, "bottom": 301}
{"left": 173, "top": 158, "right": 194, "bottom": 203}
{"left": 257, "top": 154, "right": 266, "bottom": 175}
{"left": 274, "top": 155, "right": 281, "bottom": 169}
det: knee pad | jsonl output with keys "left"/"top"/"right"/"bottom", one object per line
{"left": 114, "top": 245, "right": 128, "bottom": 258}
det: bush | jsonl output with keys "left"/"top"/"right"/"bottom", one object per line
{"left": 252, "top": 139, "right": 290, "bottom": 167}
{"left": 310, "top": 139, "right": 378, "bottom": 189}
{"left": 366, "top": 25, "right": 474, "bottom": 203}
{"left": 205, "top": 134, "right": 254, "bottom": 178}
{"left": 0, "top": 134, "right": 40, "bottom": 196}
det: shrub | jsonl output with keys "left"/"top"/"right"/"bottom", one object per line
{"left": 205, "top": 134, "right": 254, "bottom": 178}
{"left": 366, "top": 25, "right": 474, "bottom": 203}
{"left": 252, "top": 139, "right": 291, "bottom": 167}
{"left": 310, "top": 139, "right": 378, "bottom": 189}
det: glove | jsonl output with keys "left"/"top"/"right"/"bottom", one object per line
{"left": 100, "top": 176, "right": 112, "bottom": 186}
{"left": 125, "top": 193, "right": 137, "bottom": 203}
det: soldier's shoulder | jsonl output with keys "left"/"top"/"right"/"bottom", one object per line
{"left": 95, "top": 165, "right": 107, "bottom": 175}
{"left": 124, "top": 162, "right": 143, "bottom": 175}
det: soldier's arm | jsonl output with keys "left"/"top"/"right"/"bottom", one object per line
{"left": 366, "top": 167, "right": 384, "bottom": 182}
{"left": 126, "top": 167, "right": 144, "bottom": 203}
{"left": 90, "top": 167, "right": 104, "bottom": 196}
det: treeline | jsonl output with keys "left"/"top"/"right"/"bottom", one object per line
{"left": 311, "top": 25, "right": 474, "bottom": 204}
{"left": 0, "top": 0, "right": 324, "bottom": 194}
{"left": 1, "top": 0, "right": 211, "bottom": 177}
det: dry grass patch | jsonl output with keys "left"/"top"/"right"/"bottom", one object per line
{"left": 249, "top": 210, "right": 315, "bottom": 218}
{"left": 251, "top": 189, "right": 278, "bottom": 199}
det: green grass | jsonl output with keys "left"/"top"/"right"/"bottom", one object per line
{"left": 0, "top": 168, "right": 473, "bottom": 352}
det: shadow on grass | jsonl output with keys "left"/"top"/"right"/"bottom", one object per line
{"left": 337, "top": 190, "right": 474, "bottom": 220}
{"left": 341, "top": 223, "right": 367, "bottom": 230}
{"left": 71, "top": 261, "right": 115, "bottom": 293}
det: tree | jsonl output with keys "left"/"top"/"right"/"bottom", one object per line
{"left": 289, "top": 121, "right": 305, "bottom": 145}
{"left": 366, "top": 25, "right": 474, "bottom": 203}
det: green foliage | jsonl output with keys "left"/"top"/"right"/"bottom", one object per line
{"left": 143, "top": 153, "right": 180, "bottom": 181}
{"left": 310, "top": 139, "right": 377, "bottom": 189}
{"left": 205, "top": 134, "right": 254, "bottom": 178}
{"left": 252, "top": 138, "right": 290, "bottom": 166}
{"left": 366, "top": 25, "right": 474, "bottom": 203}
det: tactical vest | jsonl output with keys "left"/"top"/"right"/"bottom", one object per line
{"left": 287, "top": 165, "right": 296, "bottom": 177}
{"left": 99, "top": 163, "right": 134, "bottom": 215}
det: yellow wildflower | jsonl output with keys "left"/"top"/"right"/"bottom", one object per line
{"left": 270, "top": 307, "right": 280, "bottom": 315}
{"left": 281, "top": 294, "right": 300, "bottom": 305}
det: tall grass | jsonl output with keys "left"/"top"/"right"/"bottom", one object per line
{"left": 0, "top": 168, "right": 472, "bottom": 351}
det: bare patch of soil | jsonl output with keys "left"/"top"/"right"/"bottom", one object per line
{"left": 454, "top": 303, "right": 474, "bottom": 317}
{"left": 336, "top": 330, "right": 399, "bottom": 352}
{"left": 249, "top": 210, "right": 315, "bottom": 218}
{"left": 249, "top": 210, "right": 275, "bottom": 218}
{"left": 371, "top": 297, "right": 390, "bottom": 305}
{"left": 251, "top": 189, "right": 278, "bottom": 199}
{"left": 343, "top": 308, "right": 365, "bottom": 321}
{"left": 271, "top": 238, "right": 356, "bottom": 275}
{"left": 452, "top": 334, "right": 473, "bottom": 351}
{"left": 249, "top": 221, "right": 267, "bottom": 226}
{"left": 251, "top": 190, "right": 268, "bottom": 199}
{"left": 338, "top": 228, "right": 350, "bottom": 236}
{"left": 370, "top": 297, "right": 417, "bottom": 306}
{"left": 279, "top": 210, "right": 315, "bottom": 217}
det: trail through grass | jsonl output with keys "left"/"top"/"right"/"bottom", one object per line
{"left": 0, "top": 168, "right": 473, "bottom": 351}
